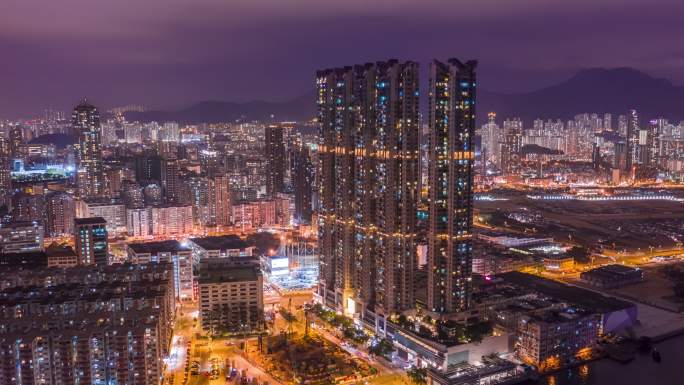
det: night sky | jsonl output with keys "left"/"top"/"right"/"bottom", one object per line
{"left": 2, "top": 0, "right": 683, "bottom": 118}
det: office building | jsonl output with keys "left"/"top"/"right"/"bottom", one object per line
{"left": 427, "top": 59, "right": 477, "bottom": 314}
{"left": 73, "top": 100, "right": 105, "bottom": 197}
{"left": 265, "top": 124, "right": 285, "bottom": 197}
{"left": 198, "top": 258, "right": 263, "bottom": 334}
{"left": 74, "top": 217, "right": 109, "bottom": 265}
{"left": 316, "top": 60, "right": 420, "bottom": 318}
{"left": 0, "top": 221, "right": 44, "bottom": 254}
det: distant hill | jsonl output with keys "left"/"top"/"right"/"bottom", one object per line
{"left": 125, "top": 92, "right": 315, "bottom": 124}
{"left": 477, "top": 67, "right": 684, "bottom": 124}
{"left": 125, "top": 68, "right": 684, "bottom": 126}
{"left": 29, "top": 133, "right": 76, "bottom": 149}
{"left": 520, "top": 144, "right": 563, "bottom": 155}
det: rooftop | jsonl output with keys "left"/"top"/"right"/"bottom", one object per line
{"left": 498, "top": 271, "right": 634, "bottom": 313}
{"left": 584, "top": 264, "right": 642, "bottom": 276}
{"left": 0, "top": 252, "right": 47, "bottom": 267}
{"left": 0, "top": 221, "right": 41, "bottom": 229}
{"left": 75, "top": 217, "right": 107, "bottom": 225}
{"left": 190, "top": 234, "right": 249, "bottom": 251}
{"left": 198, "top": 261, "right": 260, "bottom": 284}
{"left": 128, "top": 240, "right": 190, "bottom": 254}
{"left": 45, "top": 243, "right": 76, "bottom": 257}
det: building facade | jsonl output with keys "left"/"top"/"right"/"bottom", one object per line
{"left": 316, "top": 60, "right": 420, "bottom": 318}
{"left": 198, "top": 259, "right": 263, "bottom": 334}
{"left": 73, "top": 100, "right": 105, "bottom": 197}
{"left": 427, "top": 59, "right": 477, "bottom": 314}
{"left": 0, "top": 221, "right": 44, "bottom": 254}
{"left": 74, "top": 217, "right": 108, "bottom": 265}
{"left": 128, "top": 240, "right": 194, "bottom": 300}
{"left": 45, "top": 191, "right": 76, "bottom": 237}
{"left": 0, "top": 263, "right": 174, "bottom": 385}
{"left": 150, "top": 205, "right": 194, "bottom": 236}
{"left": 265, "top": 125, "right": 285, "bottom": 197}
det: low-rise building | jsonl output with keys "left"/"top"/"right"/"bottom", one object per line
{"left": 0, "top": 221, "right": 44, "bottom": 254}
{"left": 45, "top": 243, "right": 78, "bottom": 268}
{"left": 426, "top": 358, "right": 528, "bottom": 385}
{"left": 517, "top": 307, "right": 601, "bottom": 369}
{"left": 580, "top": 264, "right": 644, "bottom": 288}
{"left": 542, "top": 255, "right": 575, "bottom": 271}
{"left": 497, "top": 272, "right": 637, "bottom": 335}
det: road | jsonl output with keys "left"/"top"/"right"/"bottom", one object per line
{"left": 163, "top": 302, "right": 282, "bottom": 385}
{"left": 165, "top": 291, "right": 408, "bottom": 385}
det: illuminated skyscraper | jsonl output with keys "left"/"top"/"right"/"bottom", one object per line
{"left": 292, "top": 142, "right": 314, "bottom": 224}
{"left": 265, "top": 125, "right": 285, "bottom": 197}
{"left": 500, "top": 118, "right": 523, "bottom": 175}
{"left": 73, "top": 100, "right": 104, "bottom": 197}
{"left": 160, "top": 156, "right": 181, "bottom": 204}
{"left": 317, "top": 60, "right": 419, "bottom": 317}
{"left": 480, "top": 112, "right": 500, "bottom": 163}
{"left": 189, "top": 175, "right": 232, "bottom": 227}
{"left": 626, "top": 109, "right": 639, "bottom": 171}
{"left": 427, "top": 58, "right": 477, "bottom": 314}
{"left": 0, "top": 137, "right": 11, "bottom": 198}
{"left": 9, "top": 124, "right": 23, "bottom": 159}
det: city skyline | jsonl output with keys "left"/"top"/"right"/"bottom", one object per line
{"left": 3, "top": 2, "right": 684, "bottom": 385}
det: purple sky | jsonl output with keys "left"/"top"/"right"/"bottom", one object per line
{"left": 2, "top": 0, "right": 684, "bottom": 118}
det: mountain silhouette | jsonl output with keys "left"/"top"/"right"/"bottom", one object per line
{"left": 126, "top": 68, "right": 684, "bottom": 125}
{"left": 478, "top": 67, "right": 684, "bottom": 124}
{"left": 125, "top": 92, "right": 315, "bottom": 124}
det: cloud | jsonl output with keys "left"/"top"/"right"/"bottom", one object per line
{"left": 1, "top": 0, "right": 684, "bottom": 118}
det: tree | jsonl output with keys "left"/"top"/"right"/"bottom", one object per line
{"left": 245, "top": 232, "right": 281, "bottom": 256}
{"left": 567, "top": 246, "right": 590, "bottom": 264}
{"left": 407, "top": 367, "right": 427, "bottom": 385}
{"left": 279, "top": 308, "right": 298, "bottom": 336}
{"left": 369, "top": 338, "right": 395, "bottom": 359}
